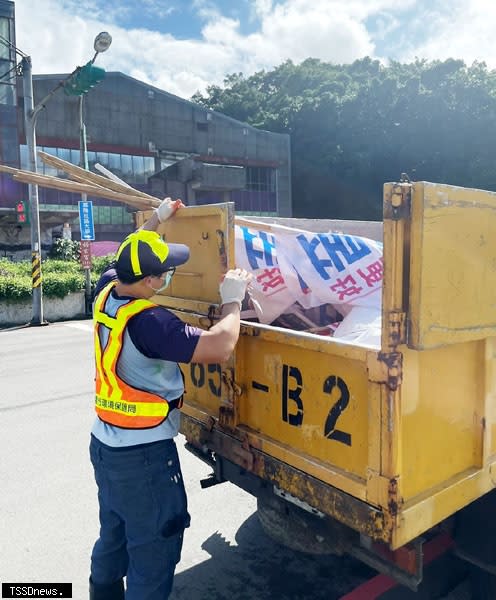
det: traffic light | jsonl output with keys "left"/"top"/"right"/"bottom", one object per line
{"left": 64, "top": 61, "right": 106, "bottom": 96}
{"left": 15, "top": 200, "right": 29, "bottom": 225}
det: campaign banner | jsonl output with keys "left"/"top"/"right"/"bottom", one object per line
{"left": 235, "top": 223, "right": 383, "bottom": 325}
{"left": 275, "top": 229, "right": 383, "bottom": 310}
{"left": 235, "top": 225, "right": 296, "bottom": 323}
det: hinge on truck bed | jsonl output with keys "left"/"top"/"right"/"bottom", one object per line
{"left": 377, "top": 351, "right": 403, "bottom": 391}
{"left": 218, "top": 368, "right": 242, "bottom": 429}
{"left": 384, "top": 182, "right": 411, "bottom": 220}
{"left": 222, "top": 368, "right": 242, "bottom": 398}
{"left": 387, "top": 310, "right": 407, "bottom": 347}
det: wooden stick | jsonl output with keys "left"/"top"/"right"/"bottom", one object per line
{"left": 0, "top": 165, "right": 21, "bottom": 175}
{"left": 10, "top": 169, "right": 154, "bottom": 210}
{"left": 1, "top": 164, "right": 152, "bottom": 209}
{"left": 38, "top": 151, "right": 161, "bottom": 206}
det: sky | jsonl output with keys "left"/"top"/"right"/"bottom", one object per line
{"left": 12, "top": 0, "right": 496, "bottom": 100}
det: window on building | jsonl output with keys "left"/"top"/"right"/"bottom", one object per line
{"left": 144, "top": 156, "right": 155, "bottom": 179}
{"left": 0, "top": 82, "right": 14, "bottom": 104}
{"left": 108, "top": 153, "right": 123, "bottom": 179}
{"left": 87, "top": 151, "right": 97, "bottom": 172}
{"left": 56, "top": 147, "right": 71, "bottom": 175}
{"left": 96, "top": 151, "right": 109, "bottom": 168}
{"left": 42, "top": 147, "right": 58, "bottom": 177}
{"left": 120, "top": 154, "right": 133, "bottom": 179}
{"left": 0, "top": 16, "right": 16, "bottom": 106}
{"left": 20, "top": 144, "right": 157, "bottom": 187}
{"left": 132, "top": 155, "right": 145, "bottom": 183}
{"left": 0, "top": 18, "right": 10, "bottom": 60}
{"left": 1, "top": 126, "right": 18, "bottom": 162}
{"left": 70, "top": 149, "right": 80, "bottom": 165}
{"left": 246, "top": 166, "right": 276, "bottom": 192}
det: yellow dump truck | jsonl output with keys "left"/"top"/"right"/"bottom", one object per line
{"left": 136, "top": 179, "right": 496, "bottom": 591}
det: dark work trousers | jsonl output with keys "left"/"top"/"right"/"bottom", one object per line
{"left": 89, "top": 435, "right": 191, "bottom": 600}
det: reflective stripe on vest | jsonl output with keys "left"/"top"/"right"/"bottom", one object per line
{"left": 93, "top": 281, "right": 170, "bottom": 429}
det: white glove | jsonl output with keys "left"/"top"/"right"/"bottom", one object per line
{"left": 156, "top": 198, "right": 184, "bottom": 223}
{"left": 219, "top": 268, "right": 252, "bottom": 309}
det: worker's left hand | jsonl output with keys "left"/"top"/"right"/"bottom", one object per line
{"left": 156, "top": 197, "right": 185, "bottom": 222}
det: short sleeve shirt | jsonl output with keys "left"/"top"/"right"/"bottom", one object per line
{"left": 94, "top": 267, "right": 202, "bottom": 363}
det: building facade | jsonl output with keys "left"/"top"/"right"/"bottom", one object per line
{"left": 0, "top": 7, "right": 291, "bottom": 256}
{"left": 0, "top": 0, "right": 24, "bottom": 255}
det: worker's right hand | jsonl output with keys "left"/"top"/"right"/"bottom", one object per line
{"left": 219, "top": 268, "right": 252, "bottom": 309}
{"left": 156, "top": 197, "right": 185, "bottom": 222}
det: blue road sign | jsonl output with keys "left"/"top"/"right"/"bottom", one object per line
{"left": 78, "top": 200, "right": 95, "bottom": 241}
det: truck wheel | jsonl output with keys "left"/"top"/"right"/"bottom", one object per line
{"left": 468, "top": 565, "right": 496, "bottom": 600}
{"left": 256, "top": 495, "right": 350, "bottom": 555}
{"left": 454, "top": 489, "right": 496, "bottom": 599}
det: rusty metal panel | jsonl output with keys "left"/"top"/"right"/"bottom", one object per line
{"left": 236, "top": 329, "right": 370, "bottom": 481}
{"left": 180, "top": 320, "right": 375, "bottom": 501}
{"left": 181, "top": 413, "right": 390, "bottom": 543}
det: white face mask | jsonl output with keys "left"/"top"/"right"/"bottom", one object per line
{"left": 150, "top": 269, "right": 175, "bottom": 293}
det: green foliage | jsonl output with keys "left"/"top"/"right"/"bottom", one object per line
{"left": 0, "top": 259, "right": 32, "bottom": 301}
{"left": 0, "top": 258, "right": 85, "bottom": 302}
{"left": 192, "top": 57, "right": 496, "bottom": 219}
{"left": 92, "top": 254, "right": 116, "bottom": 277}
{"left": 41, "top": 271, "right": 85, "bottom": 299}
{"left": 0, "top": 254, "right": 115, "bottom": 303}
{"left": 49, "top": 238, "right": 81, "bottom": 261}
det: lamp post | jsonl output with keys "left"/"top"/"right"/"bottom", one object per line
{"left": 78, "top": 32, "right": 112, "bottom": 314}
{"left": 21, "top": 32, "right": 111, "bottom": 325}
{"left": 21, "top": 55, "right": 44, "bottom": 325}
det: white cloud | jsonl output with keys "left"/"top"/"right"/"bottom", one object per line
{"left": 12, "top": 0, "right": 496, "bottom": 101}
{"left": 141, "top": 0, "right": 176, "bottom": 20}
{"left": 398, "top": 0, "right": 496, "bottom": 66}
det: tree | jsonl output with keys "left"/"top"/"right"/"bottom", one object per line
{"left": 192, "top": 58, "right": 496, "bottom": 219}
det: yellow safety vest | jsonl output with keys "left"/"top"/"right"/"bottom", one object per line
{"left": 93, "top": 281, "right": 173, "bottom": 429}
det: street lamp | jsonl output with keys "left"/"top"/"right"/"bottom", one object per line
{"left": 21, "top": 32, "right": 111, "bottom": 325}
{"left": 93, "top": 31, "right": 112, "bottom": 55}
{"left": 78, "top": 32, "right": 112, "bottom": 172}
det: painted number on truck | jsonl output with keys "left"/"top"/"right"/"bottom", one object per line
{"left": 282, "top": 364, "right": 352, "bottom": 446}
{"left": 323, "top": 376, "right": 352, "bottom": 446}
{"left": 190, "top": 361, "right": 352, "bottom": 446}
{"left": 190, "top": 363, "right": 222, "bottom": 397}
{"left": 282, "top": 364, "right": 304, "bottom": 427}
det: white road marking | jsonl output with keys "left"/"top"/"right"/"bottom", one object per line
{"left": 63, "top": 322, "right": 93, "bottom": 332}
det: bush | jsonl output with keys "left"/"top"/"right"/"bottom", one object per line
{"left": 92, "top": 254, "right": 116, "bottom": 277}
{"left": 0, "top": 253, "right": 116, "bottom": 303}
{"left": 48, "top": 238, "right": 81, "bottom": 261}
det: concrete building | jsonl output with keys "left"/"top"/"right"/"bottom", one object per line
{"left": 0, "top": 0, "right": 23, "bottom": 256}
{"left": 0, "top": 0, "right": 292, "bottom": 257}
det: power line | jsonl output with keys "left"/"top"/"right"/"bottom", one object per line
{"left": 0, "top": 34, "right": 28, "bottom": 58}
{"left": 0, "top": 63, "right": 18, "bottom": 83}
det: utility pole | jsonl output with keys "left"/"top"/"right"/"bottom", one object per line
{"left": 79, "top": 94, "right": 92, "bottom": 314}
{"left": 21, "top": 55, "right": 44, "bottom": 325}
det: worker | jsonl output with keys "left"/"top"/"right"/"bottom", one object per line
{"left": 89, "top": 197, "right": 251, "bottom": 600}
